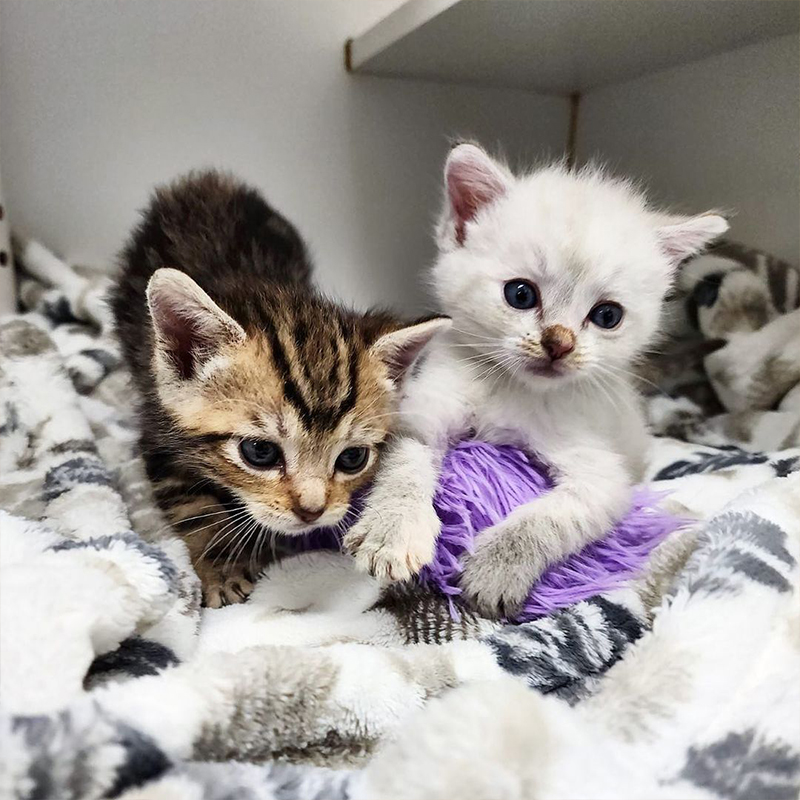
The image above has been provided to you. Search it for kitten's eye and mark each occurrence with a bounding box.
[335,446,370,474]
[503,280,538,310]
[588,302,624,329]
[240,439,282,469]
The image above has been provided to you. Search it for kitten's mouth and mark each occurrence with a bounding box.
[524,359,565,378]
[245,498,352,536]
[256,510,348,536]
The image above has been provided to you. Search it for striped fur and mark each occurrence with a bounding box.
[111,171,447,606]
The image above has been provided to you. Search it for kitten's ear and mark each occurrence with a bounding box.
[656,213,729,266]
[371,317,451,384]
[146,268,246,380]
[443,143,512,246]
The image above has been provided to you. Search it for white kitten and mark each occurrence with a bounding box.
[344,143,728,618]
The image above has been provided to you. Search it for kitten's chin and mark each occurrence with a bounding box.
[251,508,349,536]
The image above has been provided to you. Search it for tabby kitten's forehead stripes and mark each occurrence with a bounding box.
[264,309,364,434]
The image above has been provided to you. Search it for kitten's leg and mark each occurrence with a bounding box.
[343,437,442,581]
[155,483,255,608]
[460,440,632,619]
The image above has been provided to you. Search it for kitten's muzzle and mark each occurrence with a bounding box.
[540,325,575,361]
[291,502,326,524]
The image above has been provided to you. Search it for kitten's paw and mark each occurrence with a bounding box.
[198,562,254,608]
[204,576,254,609]
[459,529,545,620]
[353,532,435,582]
[344,505,440,582]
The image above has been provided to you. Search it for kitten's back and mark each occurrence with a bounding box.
[111,170,312,379]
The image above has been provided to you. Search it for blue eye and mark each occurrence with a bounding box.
[588,302,624,329]
[503,280,538,310]
[240,439,282,469]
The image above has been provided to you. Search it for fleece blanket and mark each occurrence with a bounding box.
[642,240,800,451]
[1,240,799,800]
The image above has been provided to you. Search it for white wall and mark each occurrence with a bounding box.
[0,0,567,312]
[581,34,799,266]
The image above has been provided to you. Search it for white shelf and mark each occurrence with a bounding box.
[347,0,800,95]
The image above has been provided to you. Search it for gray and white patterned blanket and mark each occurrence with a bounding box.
[1,241,799,800]
[642,240,800,452]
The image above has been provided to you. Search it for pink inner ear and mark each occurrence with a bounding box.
[151,296,209,380]
[378,333,427,385]
[658,214,729,265]
[447,152,508,245]
[374,318,450,385]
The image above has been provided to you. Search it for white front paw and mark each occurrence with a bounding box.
[343,503,440,582]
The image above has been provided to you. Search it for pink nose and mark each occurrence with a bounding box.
[541,325,575,361]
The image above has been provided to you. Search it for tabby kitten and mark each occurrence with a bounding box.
[111,171,448,607]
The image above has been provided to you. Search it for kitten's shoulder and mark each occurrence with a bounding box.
[415,331,480,391]
[397,332,481,440]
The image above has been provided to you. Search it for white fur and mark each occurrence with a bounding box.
[346,144,728,617]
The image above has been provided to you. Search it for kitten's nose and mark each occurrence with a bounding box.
[541,325,576,361]
[292,503,325,524]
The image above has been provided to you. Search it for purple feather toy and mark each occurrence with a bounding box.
[416,440,682,622]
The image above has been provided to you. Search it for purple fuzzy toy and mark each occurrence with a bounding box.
[416,440,682,622]
[302,440,682,623]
